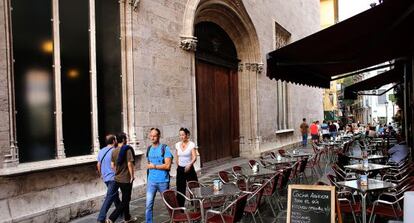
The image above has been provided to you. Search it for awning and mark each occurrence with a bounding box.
[344,66,404,99]
[266,0,414,88]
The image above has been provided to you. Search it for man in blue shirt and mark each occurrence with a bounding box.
[96,134,121,223]
[146,128,173,223]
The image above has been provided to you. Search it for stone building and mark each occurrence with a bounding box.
[0,0,323,221]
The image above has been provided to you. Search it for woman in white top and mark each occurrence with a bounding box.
[175,127,198,207]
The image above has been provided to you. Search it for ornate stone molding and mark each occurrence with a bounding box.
[257,63,264,74]
[129,0,140,11]
[238,63,243,72]
[180,36,198,51]
[245,63,251,71]
[250,63,258,72]
[238,62,264,73]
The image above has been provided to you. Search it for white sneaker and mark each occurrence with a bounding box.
[124,216,138,223]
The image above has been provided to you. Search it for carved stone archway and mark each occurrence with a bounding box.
[181,0,263,156]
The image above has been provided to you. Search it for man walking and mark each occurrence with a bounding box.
[146,128,173,223]
[107,133,137,223]
[97,134,121,223]
[299,118,309,147]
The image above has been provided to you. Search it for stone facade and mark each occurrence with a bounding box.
[0,0,323,221]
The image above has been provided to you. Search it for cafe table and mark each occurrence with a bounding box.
[346,154,386,161]
[337,179,396,223]
[190,184,240,222]
[285,150,312,158]
[261,157,296,167]
[238,163,277,188]
[319,141,343,163]
[239,163,277,177]
[344,163,391,174]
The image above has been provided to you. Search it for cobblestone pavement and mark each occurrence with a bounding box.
[70,145,335,223]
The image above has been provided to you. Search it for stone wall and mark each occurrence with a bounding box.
[0,156,149,222]
[132,0,193,149]
[244,0,324,152]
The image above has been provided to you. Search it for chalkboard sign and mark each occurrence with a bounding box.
[287,184,335,223]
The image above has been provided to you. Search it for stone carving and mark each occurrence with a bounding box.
[245,63,251,71]
[257,63,264,74]
[238,63,243,72]
[180,36,198,51]
[239,63,263,73]
[130,0,140,11]
[275,22,291,50]
[235,0,242,7]
[250,63,258,72]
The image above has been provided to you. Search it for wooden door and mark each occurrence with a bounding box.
[196,60,239,163]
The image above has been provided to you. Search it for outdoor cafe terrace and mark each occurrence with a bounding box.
[72,132,412,223]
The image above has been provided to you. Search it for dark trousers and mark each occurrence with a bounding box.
[97,180,121,221]
[109,182,132,222]
[176,165,198,207]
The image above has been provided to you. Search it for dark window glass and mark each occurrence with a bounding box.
[96,0,122,146]
[60,0,92,156]
[12,0,56,162]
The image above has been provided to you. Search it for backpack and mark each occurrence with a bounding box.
[146,144,170,179]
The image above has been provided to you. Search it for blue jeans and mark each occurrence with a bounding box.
[302,133,308,146]
[146,181,169,223]
[97,180,121,221]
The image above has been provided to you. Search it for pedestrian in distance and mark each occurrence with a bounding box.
[96,134,121,223]
[145,128,173,223]
[321,120,330,141]
[299,118,309,147]
[175,127,198,207]
[310,121,319,143]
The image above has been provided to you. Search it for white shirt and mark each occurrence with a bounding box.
[175,141,195,167]
[334,122,340,131]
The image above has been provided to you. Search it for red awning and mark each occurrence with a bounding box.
[266,0,414,88]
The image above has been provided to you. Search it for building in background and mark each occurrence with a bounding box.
[320,0,391,124]
[320,0,340,121]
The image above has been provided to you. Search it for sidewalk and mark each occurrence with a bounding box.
[70,145,322,223]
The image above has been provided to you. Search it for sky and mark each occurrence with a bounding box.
[338,0,374,21]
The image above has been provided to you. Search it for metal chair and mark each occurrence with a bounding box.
[261,173,282,216]
[270,151,277,159]
[187,181,226,211]
[162,189,202,223]
[243,181,267,223]
[367,186,411,223]
[205,192,249,223]
[248,160,257,168]
[219,171,233,184]
[297,157,309,184]
[337,191,361,223]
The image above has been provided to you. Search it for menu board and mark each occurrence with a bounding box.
[287,184,335,223]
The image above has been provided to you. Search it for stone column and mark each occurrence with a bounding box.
[3,0,18,167]
[52,0,66,159]
[120,0,139,151]
[179,36,199,167]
